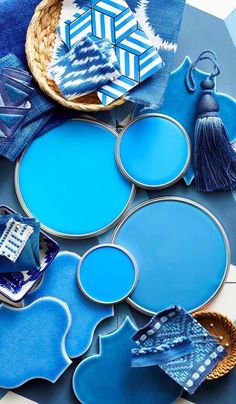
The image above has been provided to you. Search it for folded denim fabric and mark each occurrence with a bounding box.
[48,36,120,100]
[0,213,40,273]
[2,67,33,87]
[0,0,42,63]
[0,73,33,107]
[76,0,185,107]
[0,104,31,140]
[132,306,227,395]
[0,54,55,162]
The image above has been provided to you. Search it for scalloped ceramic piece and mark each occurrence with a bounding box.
[24,252,114,358]
[132,57,236,185]
[0,297,72,389]
[73,317,182,404]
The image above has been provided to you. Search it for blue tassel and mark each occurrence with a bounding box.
[194,78,236,192]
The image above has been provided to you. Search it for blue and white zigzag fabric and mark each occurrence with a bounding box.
[57,0,163,105]
[132,306,227,395]
[48,35,120,100]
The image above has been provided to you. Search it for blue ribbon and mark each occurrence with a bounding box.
[131,336,194,368]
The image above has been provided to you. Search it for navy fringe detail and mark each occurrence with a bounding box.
[194,116,236,192]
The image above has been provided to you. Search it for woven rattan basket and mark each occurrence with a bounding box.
[25,0,125,111]
[193,311,236,380]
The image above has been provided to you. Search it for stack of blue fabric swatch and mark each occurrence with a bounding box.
[0,54,55,162]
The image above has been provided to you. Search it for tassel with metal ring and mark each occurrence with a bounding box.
[186,50,236,192]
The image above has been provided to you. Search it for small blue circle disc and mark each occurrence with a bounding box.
[78,244,138,304]
[116,114,191,189]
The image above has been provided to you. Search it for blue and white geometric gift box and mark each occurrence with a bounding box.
[58,0,163,105]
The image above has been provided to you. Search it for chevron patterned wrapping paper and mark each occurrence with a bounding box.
[58,0,163,105]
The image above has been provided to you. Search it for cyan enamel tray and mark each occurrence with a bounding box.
[15,119,135,239]
[111,197,230,316]
[116,114,191,189]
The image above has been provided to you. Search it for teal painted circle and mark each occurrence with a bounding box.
[112,198,230,315]
[116,115,190,189]
[78,245,138,304]
[15,120,134,238]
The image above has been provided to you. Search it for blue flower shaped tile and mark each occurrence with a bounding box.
[0,297,72,389]
[73,317,182,404]
[24,252,114,358]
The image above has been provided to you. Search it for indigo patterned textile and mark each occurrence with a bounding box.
[0,54,55,161]
[72,0,186,107]
[0,0,41,63]
[132,306,227,395]
[0,213,40,273]
[58,0,163,106]
[48,35,120,100]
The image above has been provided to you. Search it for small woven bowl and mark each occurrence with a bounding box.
[193,311,236,380]
[25,0,125,111]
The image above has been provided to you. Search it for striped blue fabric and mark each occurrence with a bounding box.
[58,0,163,106]
[57,6,91,48]
[97,28,163,105]
[70,9,92,47]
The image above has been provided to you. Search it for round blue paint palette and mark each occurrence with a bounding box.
[116,114,191,189]
[15,120,135,238]
[111,197,230,315]
[77,244,138,304]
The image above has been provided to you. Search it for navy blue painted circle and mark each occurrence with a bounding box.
[112,198,229,315]
[78,244,138,304]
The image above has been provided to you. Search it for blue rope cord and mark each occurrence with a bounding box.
[185,50,220,92]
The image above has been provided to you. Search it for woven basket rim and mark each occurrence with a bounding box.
[193,310,236,380]
[25,0,126,111]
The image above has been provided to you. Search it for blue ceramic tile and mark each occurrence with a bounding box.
[24,252,114,358]
[0,297,71,388]
[73,317,182,403]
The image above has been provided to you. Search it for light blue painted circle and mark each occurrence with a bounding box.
[112,198,229,315]
[117,115,190,189]
[16,120,134,238]
[78,245,138,304]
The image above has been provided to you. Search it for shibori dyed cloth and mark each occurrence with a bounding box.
[131,306,227,395]
[61,0,185,107]
[48,36,120,100]
[57,0,163,106]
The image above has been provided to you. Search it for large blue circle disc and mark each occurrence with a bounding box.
[15,120,134,238]
[112,198,229,315]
